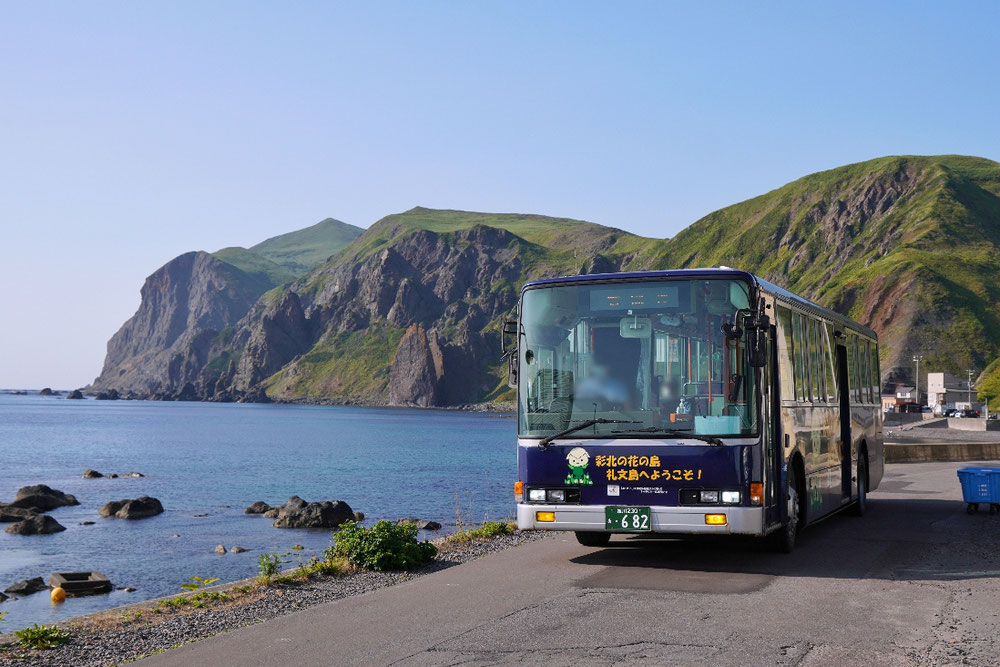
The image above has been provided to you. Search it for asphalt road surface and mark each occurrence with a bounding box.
[142,461,1000,666]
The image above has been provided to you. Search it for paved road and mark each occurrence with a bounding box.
[143,461,1000,666]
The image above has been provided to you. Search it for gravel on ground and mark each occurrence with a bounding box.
[0,530,549,666]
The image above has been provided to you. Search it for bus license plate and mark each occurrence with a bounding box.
[605,506,651,531]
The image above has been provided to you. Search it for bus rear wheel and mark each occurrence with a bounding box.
[849,457,868,517]
[771,471,801,553]
[575,531,611,547]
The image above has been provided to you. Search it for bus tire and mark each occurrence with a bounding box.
[575,531,611,547]
[849,455,868,517]
[772,470,801,553]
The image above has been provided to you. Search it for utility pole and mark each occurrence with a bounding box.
[912,355,923,406]
[967,368,975,411]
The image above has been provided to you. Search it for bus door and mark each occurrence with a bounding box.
[765,325,783,527]
[835,343,852,499]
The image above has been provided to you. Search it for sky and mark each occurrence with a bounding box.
[2,1,1000,389]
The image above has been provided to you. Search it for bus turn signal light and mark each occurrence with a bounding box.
[750,483,763,506]
[705,514,727,525]
[536,511,556,522]
[514,481,524,502]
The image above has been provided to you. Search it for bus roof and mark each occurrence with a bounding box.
[521,268,877,340]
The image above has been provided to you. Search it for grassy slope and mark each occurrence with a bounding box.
[212,247,297,287]
[632,155,1000,378]
[251,218,364,275]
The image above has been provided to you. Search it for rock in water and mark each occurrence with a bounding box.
[0,506,37,523]
[245,501,272,514]
[83,469,104,478]
[272,498,355,529]
[79,521,95,526]
[5,515,67,535]
[8,485,80,511]
[4,577,48,596]
[95,389,120,400]
[98,497,164,520]
[66,389,84,399]
[396,517,442,531]
[230,546,248,553]
[353,511,365,522]
[263,508,279,518]
[214,544,227,554]
[0,591,7,602]
[39,388,54,396]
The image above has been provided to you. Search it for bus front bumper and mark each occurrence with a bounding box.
[517,503,764,536]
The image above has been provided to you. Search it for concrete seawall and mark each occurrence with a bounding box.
[885,441,1000,463]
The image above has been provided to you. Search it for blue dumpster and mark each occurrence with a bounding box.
[957,467,1000,514]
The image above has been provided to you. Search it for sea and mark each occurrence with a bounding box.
[0,393,516,630]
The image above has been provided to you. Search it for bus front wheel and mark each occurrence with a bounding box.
[575,531,611,547]
[772,472,801,553]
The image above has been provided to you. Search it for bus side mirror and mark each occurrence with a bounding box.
[744,315,770,368]
[506,348,518,388]
[501,319,518,352]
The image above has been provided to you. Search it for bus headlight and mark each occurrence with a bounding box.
[721,491,741,504]
[699,490,720,503]
[528,489,546,502]
[548,489,566,502]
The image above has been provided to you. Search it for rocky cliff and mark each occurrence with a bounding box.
[95,155,1000,405]
[91,251,273,398]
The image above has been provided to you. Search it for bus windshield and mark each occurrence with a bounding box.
[518,278,759,439]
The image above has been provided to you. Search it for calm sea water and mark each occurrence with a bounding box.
[0,394,516,630]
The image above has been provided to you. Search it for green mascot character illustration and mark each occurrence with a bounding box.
[565,447,594,486]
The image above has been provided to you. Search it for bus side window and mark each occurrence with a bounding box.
[805,317,822,402]
[871,341,881,399]
[793,313,808,402]
[823,322,837,402]
[776,306,796,402]
[851,336,862,404]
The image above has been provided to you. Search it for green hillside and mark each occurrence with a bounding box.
[331,207,649,266]
[636,155,1000,381]
[251,218,364,275]
[212,246,297,287]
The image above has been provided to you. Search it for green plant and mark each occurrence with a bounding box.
[0,610,6,622]
[180,576,219,592]
[445,520,515,545]
[258,552,282,579]
[331,520,437,571]
[13,624,72,650]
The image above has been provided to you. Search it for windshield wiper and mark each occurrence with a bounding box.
[537,418,640,449]
[608,427,724,447]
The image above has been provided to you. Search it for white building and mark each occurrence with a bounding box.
[927,372,979,413]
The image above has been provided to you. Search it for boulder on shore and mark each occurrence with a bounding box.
[271,496,355,529]
[95,389,120,400]
[0,506,37,523]
[8,485,80,512]
[99,496,164,520]
[83,469,104,479]
[5,515,66,535]
[4,577,48,596]
[244,501,272,514]
[66,389,84,399]
[396,517,442,531]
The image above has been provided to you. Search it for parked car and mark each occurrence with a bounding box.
[959,409,980,418]
[921,406,933,413]
[946,409,959,417]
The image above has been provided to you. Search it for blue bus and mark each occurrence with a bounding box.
[508,268,883,551]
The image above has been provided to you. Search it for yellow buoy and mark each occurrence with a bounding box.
[51,587,66,603]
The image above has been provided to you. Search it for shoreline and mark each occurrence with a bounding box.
[0,529,549,665]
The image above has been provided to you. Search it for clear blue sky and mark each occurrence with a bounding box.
[3,1,1000,388]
